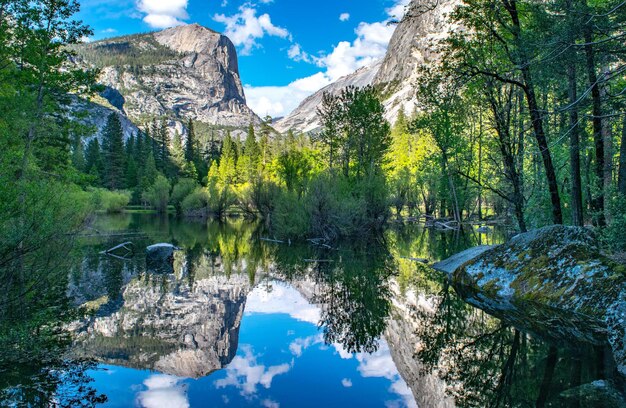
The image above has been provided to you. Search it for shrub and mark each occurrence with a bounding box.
[272,191,310,239]
[207,183,237,219]
[142,175,170,213]
[88,188,130,213]
[272,172,390,241]
[603,194,626,252]
[182,188,209,217]
[171,178,199,215]
[242,180,282,220]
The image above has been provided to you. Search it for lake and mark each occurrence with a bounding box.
[2,214,624,407]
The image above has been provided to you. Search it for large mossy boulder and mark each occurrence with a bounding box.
[451,226,626,372]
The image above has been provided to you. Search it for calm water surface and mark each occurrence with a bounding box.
[8,214,626,407]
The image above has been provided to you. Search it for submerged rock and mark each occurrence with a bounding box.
[146,243,178,263]
[447,226,626,372]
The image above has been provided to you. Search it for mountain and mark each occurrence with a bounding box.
[274,61,382,134]
[275,0,460,134]
[73,23,259,138]
[374,0,460,121]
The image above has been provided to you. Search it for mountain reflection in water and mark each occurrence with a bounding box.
[4,213,624,407]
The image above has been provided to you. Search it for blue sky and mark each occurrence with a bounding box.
[77,0,410,117]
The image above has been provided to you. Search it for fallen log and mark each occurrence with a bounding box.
[399,256,429,263]
[261,237,286,244]
[100,241,134,256]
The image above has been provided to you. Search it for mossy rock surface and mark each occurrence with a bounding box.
[454,226,623,318]
[451,226,626,373]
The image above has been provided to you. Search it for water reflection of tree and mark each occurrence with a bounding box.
[308,245,393,354]
[413,281,617,407]
[0,360,107,407]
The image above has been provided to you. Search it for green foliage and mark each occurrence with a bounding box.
[72,33,181,68]
[89,188,131,213]
[102,113,126,189]
[317,86,391,179]
[142,175,170,213]
[603,195,626,252]
[181,188,210,217]
[171,178,199,215]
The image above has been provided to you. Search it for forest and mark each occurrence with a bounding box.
[0,0,626,394]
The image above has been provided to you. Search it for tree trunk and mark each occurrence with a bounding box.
[568,62,584,226]
[442,151,461,223]
[618,115,626,196]
[583,14,606,226]
[504,1,563,224]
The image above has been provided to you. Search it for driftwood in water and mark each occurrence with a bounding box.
[100,241,134,258]
[261,237,287,244]
[434,220,460,231]
[307,238,333,249]
[400,256,429,263]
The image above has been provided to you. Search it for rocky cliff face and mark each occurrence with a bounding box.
[276,0,460,133]
[72,273,252,378]
[274,61,382,134]
[373,0,460,120]
[74,23,259,135]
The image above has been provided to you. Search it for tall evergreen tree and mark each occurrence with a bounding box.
[242,124,260,182]
[85,138,103,185]
[218,132,238,185]
[103,113,125,190]
[185,119,197,163]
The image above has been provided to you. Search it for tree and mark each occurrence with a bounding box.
[218,132,238,186]
[241,124,260,183]
[446,0,563,224]
[143,175,170,213]
[318,86,391,180]
[102,113,125,190]
[185,119,197,163]
[411,73,466,223]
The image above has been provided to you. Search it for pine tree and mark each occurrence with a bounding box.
[171,130,185,176]
[125,133,138,189]
[218,132,238,186]
[103,113,126,190]
[241,124,260,182]
[85,138,103,185]
[185,119,197,163]
[71,136,86,173]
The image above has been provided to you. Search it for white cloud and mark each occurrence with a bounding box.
[245,280,323,323]
[289,333,324,357]
[137,0,188,29]
[137,375,189,408]
[261,400,279,408]
[246,0,408,119]
[386,0,411,21]
[341,378,353,387]
[214,6,290,56]
[339,13,350,22]
[214,345,291,396]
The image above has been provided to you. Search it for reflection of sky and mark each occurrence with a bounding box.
[83,281,417,407]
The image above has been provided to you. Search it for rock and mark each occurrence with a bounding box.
[274,61,382,134]
[72,271,251,378]
[559,380,626,408]
[432,245,494,274]
[449,225,626,371]
[146,243,178,264]
[373,0,461,123]
[72,23,260,133]
[275,0,461,134]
